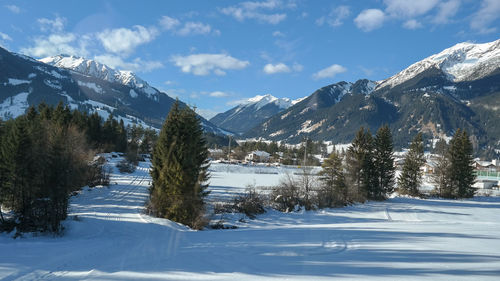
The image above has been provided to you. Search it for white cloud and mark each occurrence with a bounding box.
[171,53,249,76]
[97,25,158,56]
[0,32,12,48]
[403,19,423,29]
[433,0,460,24]
[316,5,351,27]
[93,54,163,72]
[263,63,291,74]
[384,0,439,18]
[0,32,12,41]
[38,16,66,33]
[164,80,176,85]
[178,22,215,36]
[20,33,89,58]
[159,16,219,36]
[354,9,386,32]
[209,91,229,97]
[312,64,346,80]
[220,0,289,24]
[470,0,500,34]
[5,4,20,13]
[159,16,180,30]
[272,30,285,37]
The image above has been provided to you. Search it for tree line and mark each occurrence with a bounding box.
[272,125,477,212]
[0,102,158,233]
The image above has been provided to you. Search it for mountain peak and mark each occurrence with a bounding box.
[377,39,500,89]
[240,94,293,110]
[247,94,279,104]
[39,55,158,99]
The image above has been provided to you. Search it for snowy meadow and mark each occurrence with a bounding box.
[1,157,500,280]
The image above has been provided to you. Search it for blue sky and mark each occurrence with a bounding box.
[1,0,499,118]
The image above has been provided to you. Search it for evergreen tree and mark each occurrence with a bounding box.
[374,125,395,198]
[398,133,425,196]
[431,138,452,197]
[448,129,476,198]
[87,112,102,148]
[115,119,128,153]
[139,128,157,154]
[0,118,36,224]
[149,101,210,229]
[318,149,347,207]
[345,127,375,202]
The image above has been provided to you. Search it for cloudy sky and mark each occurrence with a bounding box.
[1,0,499,118]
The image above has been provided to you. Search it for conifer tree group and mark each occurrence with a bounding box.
[0,102,155,233]
[0,104,98,232]
[319,125,395,206]
[433,129,476,198]
[149,101,210,229]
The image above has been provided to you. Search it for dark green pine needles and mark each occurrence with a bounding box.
[149,101,210,229]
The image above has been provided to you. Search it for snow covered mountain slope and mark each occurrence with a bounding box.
[244,79,380,142]
[210,94,303,134]
[0,47,226,134]
[378,39,500,89]
[40,55,159,100]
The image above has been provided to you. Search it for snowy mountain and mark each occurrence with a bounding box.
[40,55,159,100]
[244,79,380,142]
[210,94,303,134]
[377,39,500,90]
[0,47,225,134]
[245,39,499,153]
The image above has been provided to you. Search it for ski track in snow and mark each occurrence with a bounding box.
[2,158,500,280]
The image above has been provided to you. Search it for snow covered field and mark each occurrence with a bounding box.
[1,158,500,280]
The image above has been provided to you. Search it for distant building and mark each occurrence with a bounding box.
[245,150,270,162]
[208,148,225,160]
[422,161,436,174]
[474,160,499,172]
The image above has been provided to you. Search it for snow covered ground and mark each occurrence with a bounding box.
[1,158,500,280]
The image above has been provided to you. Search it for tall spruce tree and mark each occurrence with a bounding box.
[398,133,425,196]
[319,149,348,207]
[374,125,395,199]
[431,138,452,198]
[448,129,476,198]
[345,127,375,202]
[149,101,210,229]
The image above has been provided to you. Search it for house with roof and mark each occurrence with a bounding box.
[245,150,270,163]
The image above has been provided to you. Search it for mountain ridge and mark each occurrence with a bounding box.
[209,94,303,134]
[243,40,500,154]
[0,47,225,134]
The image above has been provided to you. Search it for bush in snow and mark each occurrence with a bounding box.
[233,188,266,219]
[117,159,136,173]
[271,173,311,212]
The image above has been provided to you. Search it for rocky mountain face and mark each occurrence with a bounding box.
[0,48,224,134]
[244,39,500,153]
[209,94,302,134]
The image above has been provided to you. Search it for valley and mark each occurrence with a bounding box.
[2,156,500,280]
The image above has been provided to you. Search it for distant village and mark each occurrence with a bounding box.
[208,140,500,191]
